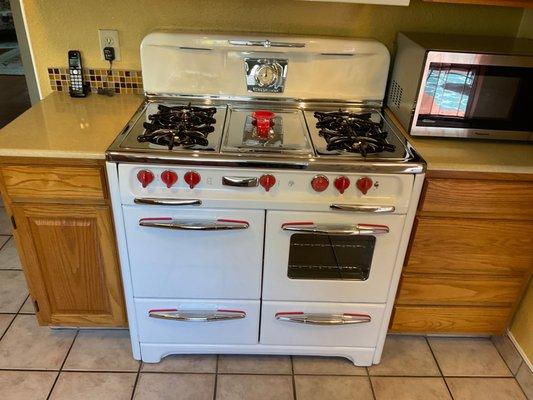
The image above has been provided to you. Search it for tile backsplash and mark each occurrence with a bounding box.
[47,67,143,94]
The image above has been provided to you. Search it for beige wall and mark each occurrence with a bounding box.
[22,0,525,97]
[511,280,533,362]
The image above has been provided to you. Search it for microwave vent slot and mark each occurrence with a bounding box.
[388,80,403,110]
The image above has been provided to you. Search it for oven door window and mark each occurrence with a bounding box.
[287,233,375,281]
[417,62,533,132]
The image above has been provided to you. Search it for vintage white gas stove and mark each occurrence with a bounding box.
[106,32,425,366]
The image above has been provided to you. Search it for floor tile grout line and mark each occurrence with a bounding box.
[426,336,455,400]
[0,293,29,342]
[291,356,297,400]
[213,355,219,400]
[366,364,377,400]
[129,361,142,400]
[45,329,79,400]
[491,337,520,378]
[0,234,13,253]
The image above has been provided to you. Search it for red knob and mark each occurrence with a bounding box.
[334,176,350,194]
[137,170,154,188]
[311,175,329,192]
[161,170,178,188]
[184,171,201,189]
[356,177,373,195]
[259,174,276,192]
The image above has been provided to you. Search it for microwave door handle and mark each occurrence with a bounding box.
[330,204,395,213]
[281,222,389,235]
[275,312,371,325]
[139,218,250,230]
[149,309,246,322]
[134,198,202,206]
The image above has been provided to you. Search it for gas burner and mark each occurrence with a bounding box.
[138,104,217,150]
[314,111,396,157]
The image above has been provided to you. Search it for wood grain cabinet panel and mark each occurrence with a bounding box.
[423,0,533,8]
[1,165,106,203]
[11,204,126,326]
[396,274,524,307]
[390,305,511,335]
[420,179,533,217]
[405,216,533,277]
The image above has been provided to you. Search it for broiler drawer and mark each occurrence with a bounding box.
[260,301,386,348]
[135,298,260,344]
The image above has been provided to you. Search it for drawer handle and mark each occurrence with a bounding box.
[275,312,371,325]
[281,221,389,235]
[222,176,258,187]
[148,308,246,322]
[330,204,395,213]
[139,218,250,231]
[134,198,202,206]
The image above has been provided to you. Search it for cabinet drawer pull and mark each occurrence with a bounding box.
[148,309,246,322]
[275,312,371,325]
[134,198,202,206]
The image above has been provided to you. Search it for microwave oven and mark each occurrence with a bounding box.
[387,32,533,141]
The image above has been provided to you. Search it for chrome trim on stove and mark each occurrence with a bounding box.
[275,312,371,325]
[134,198,202,206]
[330,204,396,213]
[139,219,249,231]
[281,223,390,236]
[222,176,259,187]
[149,309,246,322]
[229,39,305,48]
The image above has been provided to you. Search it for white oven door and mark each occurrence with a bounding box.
[263,211,405,303]
[123,207,264,299]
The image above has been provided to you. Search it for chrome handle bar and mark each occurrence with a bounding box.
[275,312,371,325]
[139,218,250,231]
[281,222,389,236]
[134,198,202,206]
[149,309,246,322]
[222,176,258,187]
[330,204,395,213]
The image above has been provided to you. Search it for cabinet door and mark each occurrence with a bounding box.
[12,204,126,326]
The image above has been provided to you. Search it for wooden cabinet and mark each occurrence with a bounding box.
[391,173,533,335]
[0,159,126,327]
[423,0,533,8]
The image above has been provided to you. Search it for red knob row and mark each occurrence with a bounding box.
[311,175,373,195]
[137,170,201,189]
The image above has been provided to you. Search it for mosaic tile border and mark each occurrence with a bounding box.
[47,67,143,94]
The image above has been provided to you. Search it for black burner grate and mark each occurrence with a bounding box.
[138,104,217,150]
[314,111,395,157]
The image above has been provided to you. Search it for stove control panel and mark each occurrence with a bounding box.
[121,165,413,213]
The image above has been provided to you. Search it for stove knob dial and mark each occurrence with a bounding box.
[356,177,373,195]
[161,170,178,188]
[184,171,201,189]
[334,176,350,194]
[137,170,154,188]
[311,175,329,192]
[259,174,276,192]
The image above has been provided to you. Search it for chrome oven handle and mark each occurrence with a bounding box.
[281,222,389,235]
[330,204,395,213]
[149,309,246,322]
[134,198,202,206]
[222,176,258,187]
[275,312,371,325]
[228,39,305,48]
[139,218,250,231]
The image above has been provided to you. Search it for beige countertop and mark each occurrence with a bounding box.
[385,109,533,176]
[0,92,143,160]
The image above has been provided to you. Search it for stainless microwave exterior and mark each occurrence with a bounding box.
[387,32,533,141]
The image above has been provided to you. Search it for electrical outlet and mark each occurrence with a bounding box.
[98,29,121,61]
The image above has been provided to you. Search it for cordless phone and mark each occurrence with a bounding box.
[68,50,88,97]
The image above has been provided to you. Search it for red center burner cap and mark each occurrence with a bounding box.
[252,110,275,139]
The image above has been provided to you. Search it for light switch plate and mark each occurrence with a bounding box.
[98,29,121,61]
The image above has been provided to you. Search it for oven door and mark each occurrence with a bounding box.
[263,211,405,303]
[123,207,264,299]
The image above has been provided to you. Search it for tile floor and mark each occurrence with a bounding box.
[0,205,531,399]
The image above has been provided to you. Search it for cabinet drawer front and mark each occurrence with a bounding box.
[396,275,524,306]
[135,298,260,344]
[390,305,510,335]
[420,178,533,217]
[260,301,385,348]
[405,216,533,276]
[2,165,106,202]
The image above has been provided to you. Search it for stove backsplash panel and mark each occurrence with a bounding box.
[47,67,143,94]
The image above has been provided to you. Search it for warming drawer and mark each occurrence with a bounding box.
[260,301,386,348]
[135,298,260,344]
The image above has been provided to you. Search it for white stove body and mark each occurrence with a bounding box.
[106,32,425,366]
